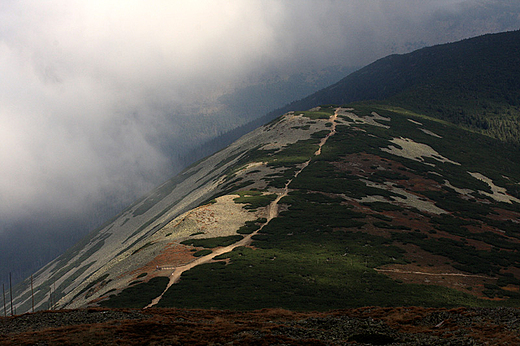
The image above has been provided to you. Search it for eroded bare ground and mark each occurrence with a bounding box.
[1,306,520,345]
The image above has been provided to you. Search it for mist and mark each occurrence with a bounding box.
[1,0,520,285]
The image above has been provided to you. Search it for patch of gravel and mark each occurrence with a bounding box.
[2,307,520,345]
[272,314,480,345]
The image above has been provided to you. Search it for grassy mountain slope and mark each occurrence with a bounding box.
[95,105,520,311]
[11,108,335,313]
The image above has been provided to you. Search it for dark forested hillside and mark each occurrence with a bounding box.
[274,30,520,143]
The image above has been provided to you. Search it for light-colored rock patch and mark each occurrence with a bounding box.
[242,161,265,171]
[260,112,330,151]
[64,195,261,309]
[468,172,520,204]
[371,112,390,121]
[357,180,447,215]
[336,108,390,128]
[233,161,267,179]
[444,180,474,196]
[159,195,260,240]
[381,137,460,166]
[408,119,423,125]
[230,161,281,191]
[420,128,443,138]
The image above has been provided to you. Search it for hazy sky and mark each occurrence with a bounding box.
[1,0,519,283]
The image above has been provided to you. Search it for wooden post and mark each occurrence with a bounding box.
[9,272,13,316]
[2,283,6,317]
[31,275,34,313]
[49,286,53,311]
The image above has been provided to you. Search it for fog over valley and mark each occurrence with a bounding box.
[1,0,520,286]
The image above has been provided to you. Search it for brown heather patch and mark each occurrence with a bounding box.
[350,207,431,239]
[388,210,432,231]
[465,223,489,234]
[489,207,520,222]
[355,219,395,238]
[334,153,445,194]
[341,306,453,331]
[426,227,466,244]
[397,243,452,269]
[377,264,497,298]
[130,243,196,280]
[502,285,520,292]
[2,307,520,345]
[463,236,494,251]
[334,153,402,174]
[406,176,445,192]
[377,243,498,297]
[342,306,519,345]
[503,266,520,279]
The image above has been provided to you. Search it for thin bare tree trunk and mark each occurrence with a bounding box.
[2,283,6,317]
[31,275,34,313]
[9,273,13,316]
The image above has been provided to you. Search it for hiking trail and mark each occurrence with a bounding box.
[145,109,339,308]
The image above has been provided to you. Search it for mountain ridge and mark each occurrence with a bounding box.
[11,103,520,313]
[9,29,520,314]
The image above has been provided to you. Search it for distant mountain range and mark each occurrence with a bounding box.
[10,29,520,314]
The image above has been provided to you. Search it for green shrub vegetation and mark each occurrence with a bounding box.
[123,100,520,310]
[234,191,277,209]
[181,235,244,248]
[193,249,213,257]
[296,108,335,120]
[236,218,266,235]
[100,277,169,309]
[189,231,205,236]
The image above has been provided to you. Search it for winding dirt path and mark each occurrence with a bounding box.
[314,110,337,156]
[145,109,340,308]
[375,268,492,279]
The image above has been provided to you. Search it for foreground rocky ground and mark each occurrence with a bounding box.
[1,307,520,345]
